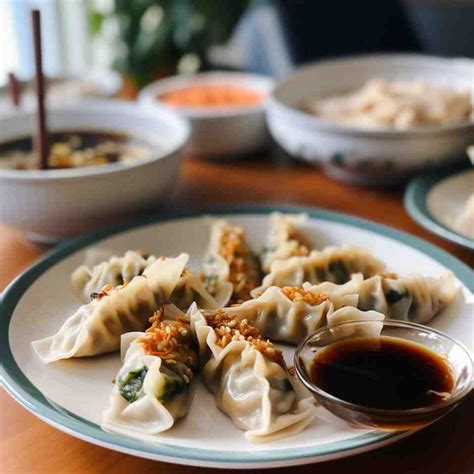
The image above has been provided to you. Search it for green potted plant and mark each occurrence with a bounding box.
[90,0,252,90]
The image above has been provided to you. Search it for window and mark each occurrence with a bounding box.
[0,0,92,84]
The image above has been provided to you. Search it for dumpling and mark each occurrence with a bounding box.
[261,212,310,273]
[32,254,189,363]
[81,247,116,266]
[102,307,198,440]
[324,305,385,338]
[201,252,234,307]
[304,271,458,324]
[203,219,261,305]
[224,286,384,344]
[190,305,317,442]
[170,267,220,310]
[225,286,358,344]
[72,250,158,303]
[252,245,385,297]
[73,249,219,311]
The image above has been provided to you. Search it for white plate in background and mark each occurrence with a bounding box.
[405,167,474,250]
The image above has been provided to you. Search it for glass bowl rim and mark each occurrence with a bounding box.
[294,318,474,417]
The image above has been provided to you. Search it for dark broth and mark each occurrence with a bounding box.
[309,336,455,410]
[0,130,153,170]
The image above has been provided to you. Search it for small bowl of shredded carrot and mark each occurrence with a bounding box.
[159,84,264,109]
[139,71,274,159]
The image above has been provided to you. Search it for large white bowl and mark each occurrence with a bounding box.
[0,100,190,242]
[139,72,274,158]
[266,54,474,185]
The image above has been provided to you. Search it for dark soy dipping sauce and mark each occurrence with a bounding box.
[310,336,455,410]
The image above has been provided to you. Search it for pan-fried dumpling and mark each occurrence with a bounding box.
[261,212,310,273]
[225,286,383,344]
[32,254,189,363]
[72,250,158,303]
[203,219,261,305]
[102,307,198,440]
[189,305,317,442]
[304,271,458,324]
[252,246,385,297]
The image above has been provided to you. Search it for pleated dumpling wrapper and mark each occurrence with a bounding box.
[102,306,198,441]
[260,212,311,273]
[252,245,385,297]
[169,267,220,311]
[303,271,459,325]
[202,219,262,306]
[71,250,158,303]
[32,254,189,363]
[72,250,219,311]
[224,286,384,345]
[189,305,317,442]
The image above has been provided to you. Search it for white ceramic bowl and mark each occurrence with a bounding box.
[266,54,474,185]
[0,100,190,242]
[138,72,274,158]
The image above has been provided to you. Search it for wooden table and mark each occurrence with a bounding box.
[1,153,473,474]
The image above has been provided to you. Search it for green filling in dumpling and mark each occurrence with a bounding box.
[119,366,148,403]
[385,288,409,305]
[270,378,295,394]
[328,260,349,284]
[156,371,186,403]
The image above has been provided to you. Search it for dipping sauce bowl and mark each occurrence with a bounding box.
[294,319,473,431]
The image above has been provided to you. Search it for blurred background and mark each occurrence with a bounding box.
[0,3,472,265]
[1,0,473,92]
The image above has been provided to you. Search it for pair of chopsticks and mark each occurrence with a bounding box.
[7,10,48,170]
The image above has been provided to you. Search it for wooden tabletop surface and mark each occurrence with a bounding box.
[1,152,473,474]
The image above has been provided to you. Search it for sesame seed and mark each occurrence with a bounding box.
[281,286,329,306]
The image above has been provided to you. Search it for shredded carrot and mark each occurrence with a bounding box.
[137,309,197,370]
[202,310,285,366]
[159,84,263,108]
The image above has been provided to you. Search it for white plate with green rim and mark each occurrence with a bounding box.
[1,205,473,469]
[405,166,474,251]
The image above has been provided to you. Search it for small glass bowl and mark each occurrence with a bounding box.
[294,319,473,431]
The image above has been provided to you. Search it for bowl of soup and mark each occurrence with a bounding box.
[266,54,474,185]
[139,71,274,158]
[0,99,190,241]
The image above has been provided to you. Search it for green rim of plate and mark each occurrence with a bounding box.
[405,167,474,251]
[1,204,473,465]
